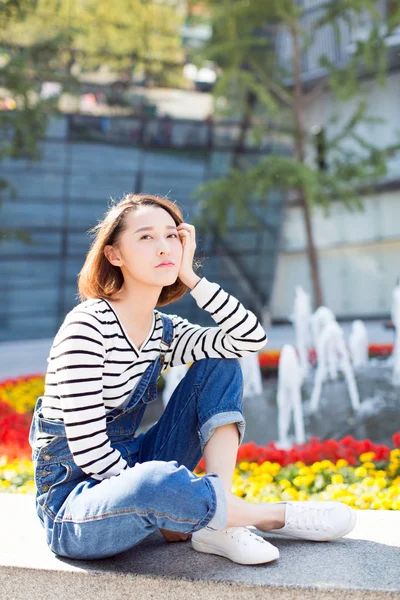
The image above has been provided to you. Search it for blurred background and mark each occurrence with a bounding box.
[1,0,400,460]
[1,0,400,343]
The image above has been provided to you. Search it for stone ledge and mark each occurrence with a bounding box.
[0,494,399,600]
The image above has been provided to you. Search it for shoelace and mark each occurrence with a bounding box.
[286,505,333,532]
[221,527,266,543]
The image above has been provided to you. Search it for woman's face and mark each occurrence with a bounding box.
[107,205,183,287]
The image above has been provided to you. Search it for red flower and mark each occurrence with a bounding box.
[194,433,399,472]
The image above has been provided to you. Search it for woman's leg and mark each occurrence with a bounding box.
[47,458,226,560]
[137,357,285,532]
[203,422,285,530]
[140,357,355,543]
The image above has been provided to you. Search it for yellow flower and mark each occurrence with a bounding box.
[363,477,376,487]
[0,375,45,413]
[371,499,392,510]
[251,473,273,485]
[376,478,388,489]
[311,462,322,473]
[293,475,314,488]
[320,460,334,470]
[239,461,250,471]
[360,452,376,463]
[278,479,292,490]
[355,466,368,478]
[375,470,387,478]
[348,483,360,493]
[331,474,344,485]
[336,459,348,469]
[283,488,299,500]
[299,466,312,476]
[361,494,375,503]
[261,462,281,477]
[362,462,376,470]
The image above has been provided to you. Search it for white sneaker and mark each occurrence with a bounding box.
[268,501,357,542]
[191,526,280,565]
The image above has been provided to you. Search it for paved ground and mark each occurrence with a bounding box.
[1,494,399,600]
[1,322,399,598]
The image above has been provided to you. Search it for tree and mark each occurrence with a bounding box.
[192,0,400,308]
[0,0,74,243]
[0,0,185,241]
[2,0,186,87]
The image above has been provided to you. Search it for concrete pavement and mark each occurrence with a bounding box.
[0,494,399,600]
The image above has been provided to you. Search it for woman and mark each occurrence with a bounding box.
[29,193,356,566]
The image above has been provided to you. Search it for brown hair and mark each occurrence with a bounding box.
[78,193,200,306]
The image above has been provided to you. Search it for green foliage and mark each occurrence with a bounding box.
[0,0,38,27]
[0,5,75,228]
[0,0,185,241]
[194,154,319,232]
[195,128,400,232]
[2,0,185,84]
[195,0,400,232]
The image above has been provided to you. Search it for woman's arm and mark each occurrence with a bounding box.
[163,277,267,369]
[49,312,129,480]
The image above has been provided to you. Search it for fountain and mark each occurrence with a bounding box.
[310,321,360,412]
[310,306,336,361]
[240,285,399,449]
[391,284,400,385]
[157,287,398,450]
[239,353,263,398]
[349,320,369,368]
[276,344,306,448]
[292,285,312,377]
[162,353,263,411]
[162,364,188,407]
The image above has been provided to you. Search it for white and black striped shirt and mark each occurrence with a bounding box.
[36,277,267,480]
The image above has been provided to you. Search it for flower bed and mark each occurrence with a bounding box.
[2,436,399,508]
[195,433,400,510]
[1,369,399,508]
[258,343,394,372]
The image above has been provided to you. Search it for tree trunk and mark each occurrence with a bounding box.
[290,19,324,308]
[232,89,256,169]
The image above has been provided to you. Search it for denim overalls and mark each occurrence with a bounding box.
[29,313,246,560]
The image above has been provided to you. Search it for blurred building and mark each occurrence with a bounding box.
[271,0,400,320]
[2,1,399,344]
[0,111,285,342]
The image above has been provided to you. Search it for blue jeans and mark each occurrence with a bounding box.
[29,315,245,560]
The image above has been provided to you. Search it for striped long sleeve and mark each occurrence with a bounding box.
[164,277,267,369]
[37,279,267,479]
[49,313,128,480]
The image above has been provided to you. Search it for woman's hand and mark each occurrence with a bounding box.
[176,222,201,289]
[159,528,192,543]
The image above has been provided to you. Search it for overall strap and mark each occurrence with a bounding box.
[159,313,174,366]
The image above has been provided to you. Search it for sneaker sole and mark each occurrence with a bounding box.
[191,539,280,565]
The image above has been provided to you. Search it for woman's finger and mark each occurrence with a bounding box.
[177,223,195,232]
[178,230,194,245]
